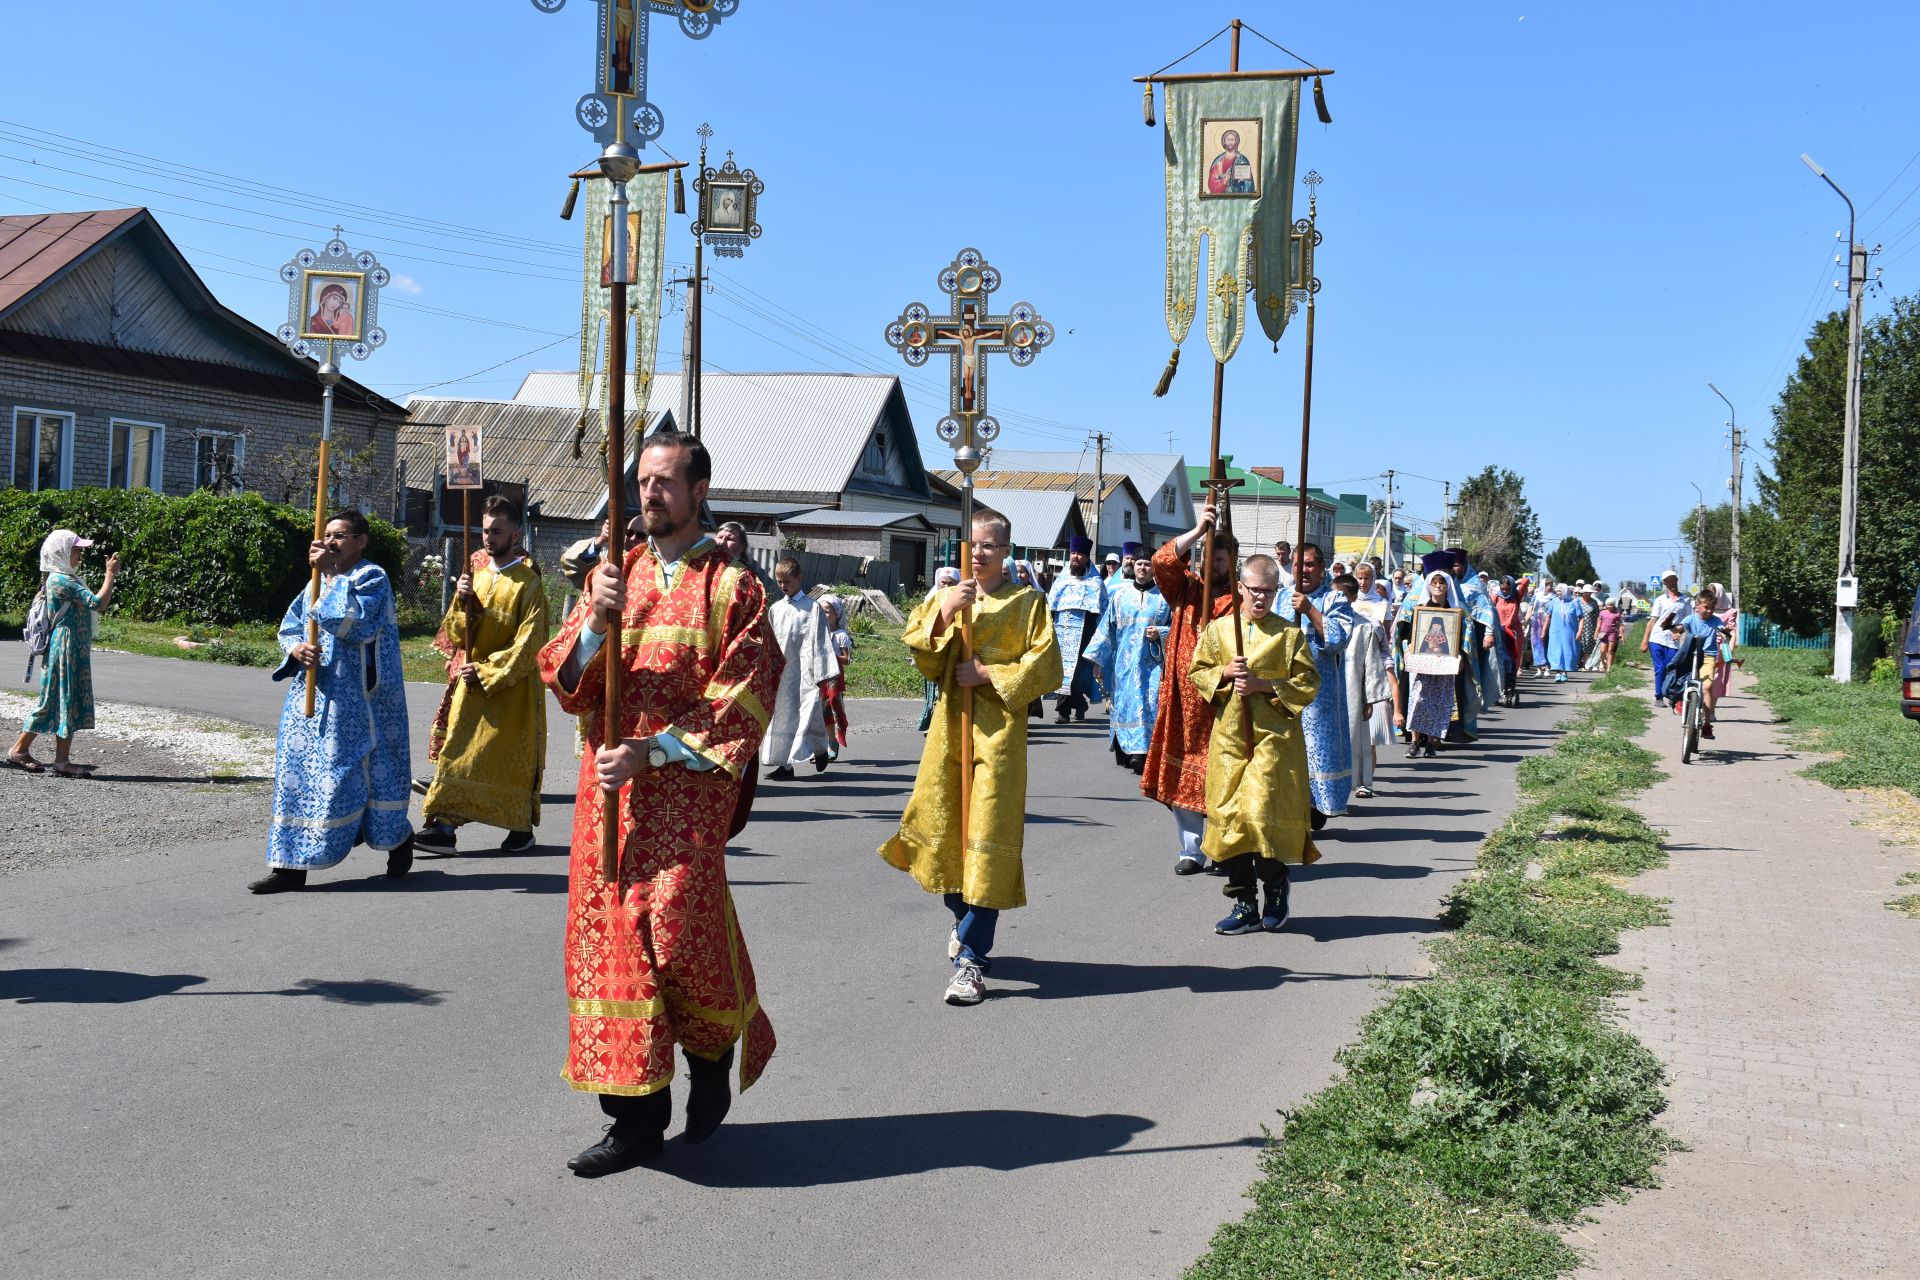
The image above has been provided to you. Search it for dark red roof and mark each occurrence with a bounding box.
[0,208,144,315]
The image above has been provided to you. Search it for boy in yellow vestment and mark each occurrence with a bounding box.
[880,508,1061,1006]
[1191,554,1323,935]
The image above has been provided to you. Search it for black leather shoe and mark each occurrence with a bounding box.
[386,836,414,880]
[684,1046,735,1144]
[567,1123,664,1177]
[248,868,306,895]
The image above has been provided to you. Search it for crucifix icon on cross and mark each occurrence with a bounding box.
[532,0,739,146]
[885,247,1054,452]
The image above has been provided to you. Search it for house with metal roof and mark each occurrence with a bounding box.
[930,468,1147,556]
[0,208,397,504]
[1183,457,1339,553]
[970,487,1088,563]
[977,448,1195,548]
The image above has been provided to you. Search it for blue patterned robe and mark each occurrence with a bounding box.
[1083,581,1171,756]
[1277,582,1353,816]
[22,571,98,739]
[268,561,413,870]
[1047,567,1108,699]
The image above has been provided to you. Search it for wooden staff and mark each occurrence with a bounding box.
[956,462,976,859]
[304,357,341,718]
[461,488,471,583]
[600,166,635,885]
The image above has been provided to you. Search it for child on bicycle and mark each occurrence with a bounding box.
[1665,595,1730,739]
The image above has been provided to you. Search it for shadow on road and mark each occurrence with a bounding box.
[0,969,443,1006]
[1332,826,1483,846]
[649,1108,1264,1187]
[981,955,1375,1000]
[1286,914,1453,944]
[310,869,567,894]
[1293,860,1433,881]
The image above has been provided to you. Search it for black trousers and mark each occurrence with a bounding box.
[1220,853,1289,902]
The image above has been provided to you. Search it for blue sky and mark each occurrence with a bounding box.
[5,1,1916,586]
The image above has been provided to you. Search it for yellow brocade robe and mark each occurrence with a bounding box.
[880,582,1061,910]
[1192,612,1323,866]
[423,559,551,831]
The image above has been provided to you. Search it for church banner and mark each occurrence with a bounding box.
[1162,76,1301,363]
[577,168,671,439]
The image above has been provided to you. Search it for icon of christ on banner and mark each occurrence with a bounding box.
[1202,118,1261,197]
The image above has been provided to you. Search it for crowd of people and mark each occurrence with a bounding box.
[5,431,1746,1178]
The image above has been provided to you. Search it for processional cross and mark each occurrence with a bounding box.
[885,248,1054,851]
[531,0,739,146]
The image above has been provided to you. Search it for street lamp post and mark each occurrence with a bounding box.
[1688,480,1706,589]
[1802,153,1865,681]
[1708,381,1741,612]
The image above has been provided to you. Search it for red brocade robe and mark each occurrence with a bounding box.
[536,539,782,1098]
[1139,539,1238,813]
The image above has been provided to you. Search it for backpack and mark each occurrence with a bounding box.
[21,587,66,684]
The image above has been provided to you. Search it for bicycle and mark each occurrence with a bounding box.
[1678,649,1705,764]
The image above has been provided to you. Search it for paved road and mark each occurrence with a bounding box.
[0,645,1579,1279]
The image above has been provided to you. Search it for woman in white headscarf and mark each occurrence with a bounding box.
[1403,570,1461,758]
[9,529,121,776]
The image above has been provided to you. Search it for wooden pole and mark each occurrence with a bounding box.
[461,489,471,581]
[600,197,631,885]
[303,358,339,718]
[1294,271,1317,585]
[691,236,704,439]
[957,491,974,861]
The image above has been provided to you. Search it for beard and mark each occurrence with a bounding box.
[641,503,681,537]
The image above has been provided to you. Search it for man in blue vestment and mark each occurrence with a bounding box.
[1275,542,1353,825]
[1084,551,1171,771]
[250,511,414,894]
[1048,534,1108,723]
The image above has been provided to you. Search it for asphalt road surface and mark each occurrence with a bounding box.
[0,644,1577,1279]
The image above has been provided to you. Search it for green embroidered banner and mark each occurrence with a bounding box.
[1162,77,1301,363]
[578,169,671,438]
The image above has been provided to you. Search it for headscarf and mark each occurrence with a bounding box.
[1422,569,1463,609]
[925,565,961,603]
[38,529,89,576]
[1556,582,1572,600]
[1498,575,1515,600]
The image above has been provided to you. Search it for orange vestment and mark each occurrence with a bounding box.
[1138,539,1237,813]
[537,540,782,1097]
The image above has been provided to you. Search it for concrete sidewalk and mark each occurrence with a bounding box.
[1574,669,1920,1277]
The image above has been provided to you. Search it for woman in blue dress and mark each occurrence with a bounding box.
[1545,583,1584,683]
[9,529,120,777]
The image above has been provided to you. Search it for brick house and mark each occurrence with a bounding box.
[0,208,397,503]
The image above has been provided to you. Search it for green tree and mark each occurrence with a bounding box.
[1545,535,1598,584]
[1452,465,1544,578]
[1750,296,1920,634]
[1679,501,1733,588]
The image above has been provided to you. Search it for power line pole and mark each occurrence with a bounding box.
[1089,430,1110,554]
[1708,382,1741,609]
[1384,468,1396,572]
[1440,480,1451,546]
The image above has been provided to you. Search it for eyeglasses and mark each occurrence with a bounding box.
[1242,584,1278,596]
[973,541,1009,550]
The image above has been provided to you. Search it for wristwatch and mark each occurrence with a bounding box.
[647,738,670,769]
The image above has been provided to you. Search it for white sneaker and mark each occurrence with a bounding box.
[944,961,985,1006]
[948,928,961,960]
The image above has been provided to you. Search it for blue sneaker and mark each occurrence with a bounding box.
[1262,880,1291,932]
[1215,900,1261,935]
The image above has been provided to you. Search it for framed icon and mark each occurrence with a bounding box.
[300,270,365,342]
[1407,605,1463,676]
[445,424,484,491]
[1200,117,1261,198]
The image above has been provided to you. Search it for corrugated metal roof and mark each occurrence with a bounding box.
[972,487,1083,550]
[933,468,1144,543]
[398,397,660,523]
[0,208,142,316]
[984,447,1192,532]
[780,509,931,530]
[514,369,906,500]
[711,498,825,519]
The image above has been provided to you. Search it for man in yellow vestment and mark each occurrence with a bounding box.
[417,496,551,855]
[1191,553,1322,936]
[880,507,1061,1006]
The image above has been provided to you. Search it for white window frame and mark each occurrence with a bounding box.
[107,417,167,491]
[8,407,75,491]
[194,428,247,491]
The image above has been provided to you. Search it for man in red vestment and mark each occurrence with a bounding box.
[1140,504,1239,876]
[538,428,782,1177]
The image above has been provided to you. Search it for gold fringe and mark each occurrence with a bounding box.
[673,168,687,215]
[559,178,580,221]
[1142,83,1156,127]
[1313,76,1332,124]
[1152,347,1180,397]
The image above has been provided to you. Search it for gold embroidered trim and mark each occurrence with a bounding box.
[568,996,667,1019]
[561,1067,673,1097]
[621,624,708,650]
[666,989,759,1028]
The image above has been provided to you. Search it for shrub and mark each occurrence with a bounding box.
[0,488,406,626]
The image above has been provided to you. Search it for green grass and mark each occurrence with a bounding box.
[1742,648,1920,798]
[1189,663,1674,1279]
[11,613,454,683]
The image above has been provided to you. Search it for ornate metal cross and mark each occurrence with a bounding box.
[885,247,1054,459]
[531,0,739,148]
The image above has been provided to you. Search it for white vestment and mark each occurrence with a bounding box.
[1343,611,1393,791]
[761,592,841,768]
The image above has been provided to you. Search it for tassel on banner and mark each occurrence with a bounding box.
[1313,76,1332,124]
[1151,347,1180,397]
[673,168,687,215]
[560,179,580,221]
[1142,82,1156,127]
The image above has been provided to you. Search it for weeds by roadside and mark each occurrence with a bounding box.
[1742,648,1920,800]
[1188,670,1673,1280]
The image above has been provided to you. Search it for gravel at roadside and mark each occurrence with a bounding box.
[0,690,275,876]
